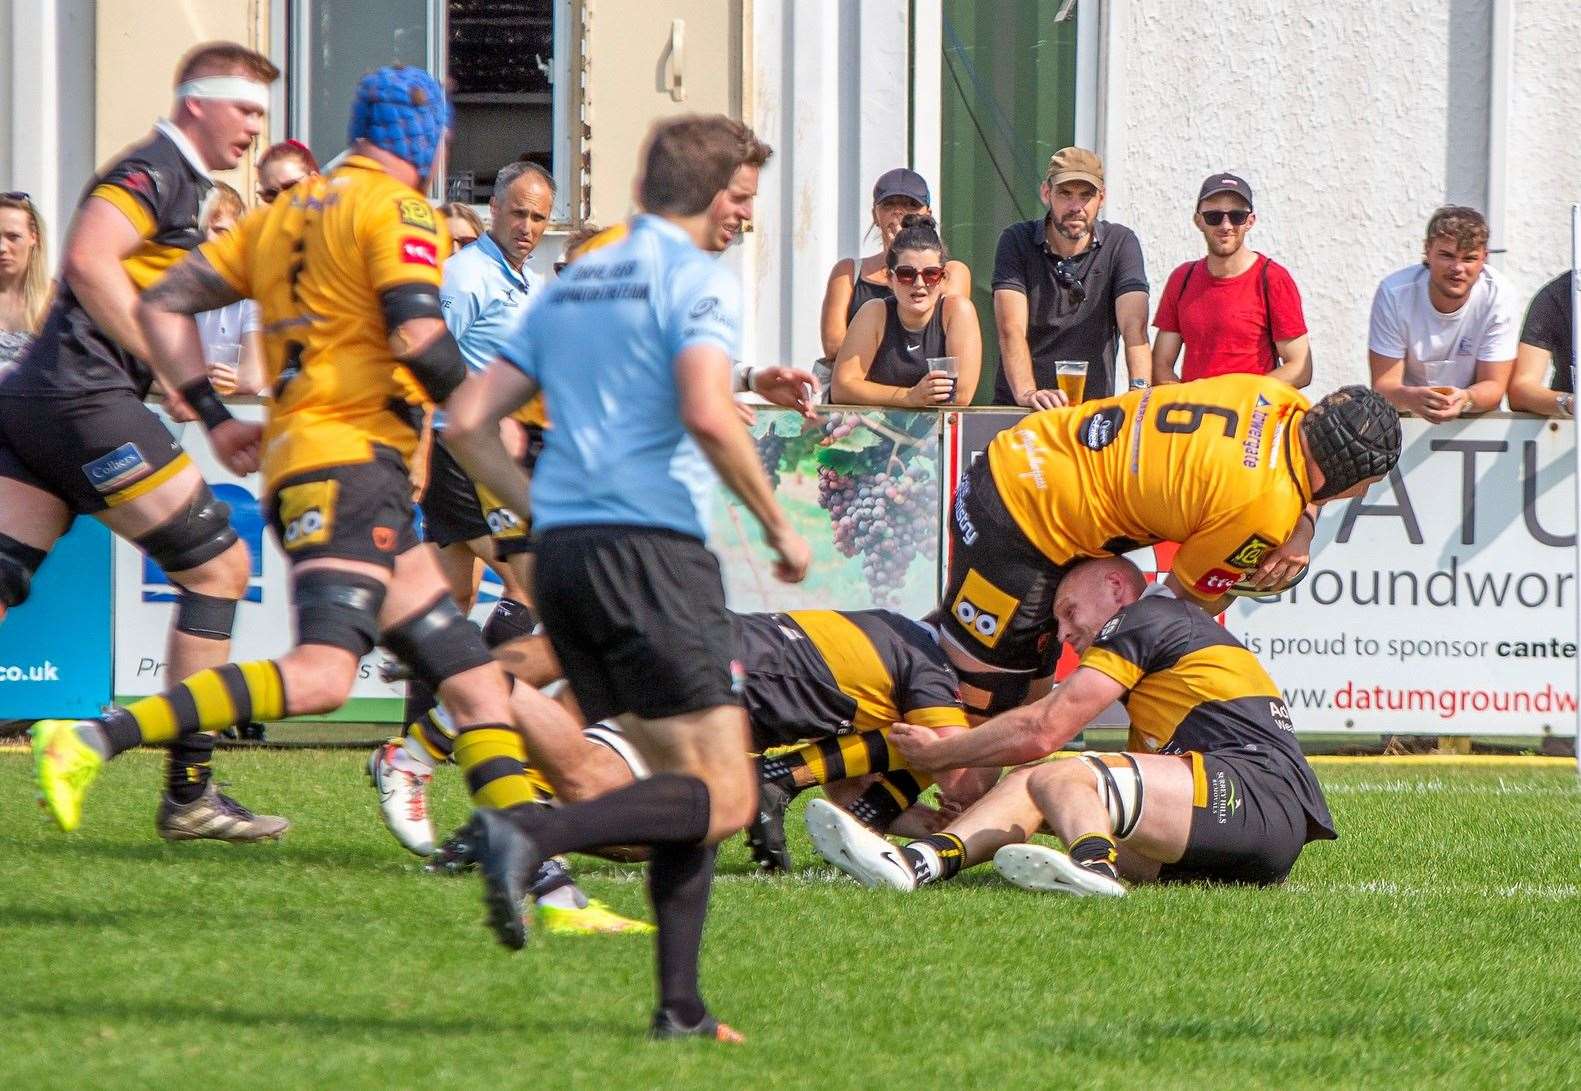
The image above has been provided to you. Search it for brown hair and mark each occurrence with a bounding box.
[562,222,606,260]
[206,181,246,227]
[0,193,51,334]
[637,115,772,216]
[886,213,948,269]
[257,139,318,174]
[175,42,280,86]
[438,203,484,240]
[1424,206,1489,254]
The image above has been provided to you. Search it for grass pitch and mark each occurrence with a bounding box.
[2,748,1579,1089]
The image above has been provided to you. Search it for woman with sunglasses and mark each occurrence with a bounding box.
[818,168,971,363]
[0,192,51,365]
[832,215,980,407]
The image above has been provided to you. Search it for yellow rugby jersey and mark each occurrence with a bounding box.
[737,609,967,748]
[200,156,450,488]
[1078,588,1335,836]
[986,374,1313,600]
[509,222,630,428]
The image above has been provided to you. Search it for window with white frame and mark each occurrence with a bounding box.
[286,0,572,219]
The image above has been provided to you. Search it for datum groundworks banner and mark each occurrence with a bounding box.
[1227,415,1576,735]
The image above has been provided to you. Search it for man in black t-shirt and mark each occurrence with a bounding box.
[1510,271,1574,417]
[991,147,1150,407]
[807,556,1337,897]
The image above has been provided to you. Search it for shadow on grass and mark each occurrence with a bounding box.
[10,836,409,876]
[6,993,636,1041]
[0,903,163,929]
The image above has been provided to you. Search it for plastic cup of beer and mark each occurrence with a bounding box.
[1421,360,1456,396]
[927,356,958,403]
[208,342,241,396]
[1055,360,1088,405]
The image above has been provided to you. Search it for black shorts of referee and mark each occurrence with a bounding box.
[532,525,742,724]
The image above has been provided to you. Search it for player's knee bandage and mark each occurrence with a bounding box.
[172,588,239,640]
[1078,752,1144,840]
[295,570,387,656]
[954,665,1035,717]
[381,594,494,690]
[482,597,537,649]
[583,721,650,780]
[135,482,239,573]
[0,532,46,608]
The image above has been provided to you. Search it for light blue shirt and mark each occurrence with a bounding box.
[497,214,741,539]
[440,232,543,372]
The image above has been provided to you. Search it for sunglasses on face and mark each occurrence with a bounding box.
[892,264,945,286]
[553,259,568,274]
[1052,257,1087,306]
[0,191,31,205]
[1200,209,1251,227]
[258,178,306,205]
[453,235,478,250]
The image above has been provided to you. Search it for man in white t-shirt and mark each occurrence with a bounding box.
[1367,206,1516,423]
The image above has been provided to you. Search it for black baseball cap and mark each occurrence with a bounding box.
[1197,172,1254,210]
[873,168,930,207]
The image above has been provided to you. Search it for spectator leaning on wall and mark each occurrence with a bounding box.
[1152,173,1311,389]
[1508,270,1574,418]
[992,146,1149,408]
[1368,206,1516,423]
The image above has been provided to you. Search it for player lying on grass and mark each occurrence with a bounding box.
[807,555,1338,896]
[930,374,1401,723]
[376,608,997,871]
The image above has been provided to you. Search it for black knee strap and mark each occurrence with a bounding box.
[295,569,387,656]
[172,588,239,640]
[0,532,47,608]
[381,594,494,690]
[482,596,537,649]
[136,482,239,573]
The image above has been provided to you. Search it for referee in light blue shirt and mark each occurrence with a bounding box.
[444,115,816,1043]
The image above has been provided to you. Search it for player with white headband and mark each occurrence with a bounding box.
[15,43,288,843]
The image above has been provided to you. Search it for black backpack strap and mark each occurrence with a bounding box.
[1260,255,1277,367]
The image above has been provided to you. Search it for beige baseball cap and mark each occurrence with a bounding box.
[1046,146,1104,188]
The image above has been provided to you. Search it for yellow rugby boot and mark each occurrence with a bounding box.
[539,899,656,936]
[31,720,104,832]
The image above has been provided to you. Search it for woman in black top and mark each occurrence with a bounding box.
[818,168,972,361]
[832,215,981,407]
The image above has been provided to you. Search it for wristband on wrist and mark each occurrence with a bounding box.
[177,377,233,431]
[1129,378,1149,390]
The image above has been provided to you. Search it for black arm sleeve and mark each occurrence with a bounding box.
[380,284,467,403]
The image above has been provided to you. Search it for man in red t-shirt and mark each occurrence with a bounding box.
[1151,173,1311,387]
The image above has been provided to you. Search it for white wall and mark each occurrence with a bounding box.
[1098,0,1581,395]
[746,0,922,370]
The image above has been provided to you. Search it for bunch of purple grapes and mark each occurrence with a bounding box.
[755,430,789,489]
[817,460,934,607]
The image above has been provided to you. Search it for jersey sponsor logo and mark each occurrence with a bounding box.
[401,236,438,267]
[1079,406,1125,451]
[1208,768,1243,825]
[82,442,151,493]
[1193,568,1241,596]
[1010,428,1049,490]
[1096,615,1122,643]
[371,526,397,552]
[1269,699,1294,733]
[1242,395,1271,468]
[118,169,156,198]
[952,480,978,545]
[689,296,719,319]
[1225,534,1277,571]
[277,479,337,552]
[396,197,438,232]
[951,568,1019,649]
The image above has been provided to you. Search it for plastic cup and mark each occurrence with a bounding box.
[208,342,241,396]
[927,356,959,402]
[1055,360,1088,405]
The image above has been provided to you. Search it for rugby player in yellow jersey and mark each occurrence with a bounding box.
[934,375,1400,717]
[809,555,1338,895]
[31,69,554,884]
[14,43,288,840]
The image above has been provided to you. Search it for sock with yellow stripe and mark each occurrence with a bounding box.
[403,705,457,768]
[453,724,546,809]
[759,728,903,793]
[1068,832,1120,879]
[847,770,927,830]
[901,832,967,885]
[95,661,287,758]
[166,732,218,805]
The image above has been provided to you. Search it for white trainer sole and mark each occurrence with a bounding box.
[804,798,916,892]
[993,843,1127,898]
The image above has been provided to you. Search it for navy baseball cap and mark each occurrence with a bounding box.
[1197,172,1254,210]
[873,168,930,207]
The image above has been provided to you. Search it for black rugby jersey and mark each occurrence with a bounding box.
[736,609,967,748]
[2,125,212,399]
[1079,588,1336,838]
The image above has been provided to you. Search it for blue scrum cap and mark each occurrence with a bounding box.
[347,66,450,178]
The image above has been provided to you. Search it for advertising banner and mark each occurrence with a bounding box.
[0,519,112,719]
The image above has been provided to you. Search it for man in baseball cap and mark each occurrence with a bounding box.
[1197,172,1254,210]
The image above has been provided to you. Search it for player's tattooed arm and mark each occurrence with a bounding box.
[141,252,244,315]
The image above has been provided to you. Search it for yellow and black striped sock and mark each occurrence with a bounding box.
[847,770,930,830]
[901,831,967,884]
[1068,832,1119,878]
[101,661,286,756]
[405,707,457,764]
[453,724,549,809]
[760,729,902,792]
